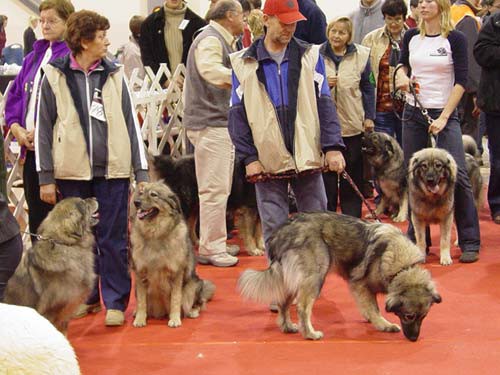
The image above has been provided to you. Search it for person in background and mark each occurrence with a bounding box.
[294,0,328,44]
[247,8,264,40]
[183,0,245,267]
[228,0,346,250]
[119,15,145,80]
[474,4,500,224]
[35,10,149,326]
[5,0,74,245]
[350,0,385,44]
[321,17,375,218]
[140,0,206,85]
[23,15,39,56]
[396,0,480,263]
[362,0,408,145]
[249,0,262,9]
[451,0,483,147]
[0,15,8,59]
[406,0,420,28]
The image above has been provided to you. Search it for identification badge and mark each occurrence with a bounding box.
[90,89,107,122]
[179,19,190,30]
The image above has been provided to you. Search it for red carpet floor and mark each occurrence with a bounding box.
[70,204,500,375]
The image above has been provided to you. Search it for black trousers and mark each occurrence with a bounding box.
[323,134,364,218]
[23,151,53,243]
[0,234,23,301]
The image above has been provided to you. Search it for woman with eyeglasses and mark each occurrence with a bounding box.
[4,0,74,244]
[362,0,408,145]
[396,0,480,263]
[320,16,376,218]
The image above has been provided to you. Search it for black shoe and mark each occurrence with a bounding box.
[459,252,479,263]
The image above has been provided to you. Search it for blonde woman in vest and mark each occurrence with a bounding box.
[362,0,409,145]
[35,10,149,326]
[320,17,376,218]
[395,0,480,263]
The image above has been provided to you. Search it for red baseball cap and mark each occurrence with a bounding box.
[263,0,307,24]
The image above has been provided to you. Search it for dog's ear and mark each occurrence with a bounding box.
[384,140,394,156]
[385,296,403,313]
[166,194,183,215]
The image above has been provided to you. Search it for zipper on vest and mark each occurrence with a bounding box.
[85,73,94,175]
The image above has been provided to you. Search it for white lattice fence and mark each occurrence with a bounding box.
[128,63,188,158]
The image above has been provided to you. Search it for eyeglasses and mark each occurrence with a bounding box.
[40,18,63,27]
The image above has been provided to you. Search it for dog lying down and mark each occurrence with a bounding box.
[238,212,441,341]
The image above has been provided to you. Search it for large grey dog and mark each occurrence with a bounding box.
[408,148,457,265]
[238,212,441,341]
[4,198,98,334]
[130,182,215,328]
[362,131,408,222]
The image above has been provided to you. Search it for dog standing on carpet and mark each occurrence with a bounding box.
[408,148,457,265]
[130,182,215,328]
[238,212,441,341]
[362,131,408,222]
[153,154,264,256]
[4,198,98,334]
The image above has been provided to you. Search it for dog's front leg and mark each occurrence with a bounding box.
[393,192,408,222]
[133,275,148,328]
[168,272,183,328]
[350,282,400,333]
[439,212,454,266]
[411,212,427,261]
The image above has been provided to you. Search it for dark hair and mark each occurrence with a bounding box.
[65,10,110,55]
[39,0,75,21]
[210,0,241,21]
[239,0,252,12]
[129,15,144,39]
[409,0,419,7]
[250,0,262,8]
[381,0,408,19]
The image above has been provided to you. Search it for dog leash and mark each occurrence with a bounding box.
[340,170,381,223]
[20,231,66,245]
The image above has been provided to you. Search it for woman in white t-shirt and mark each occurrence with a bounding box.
[396,0,480,263]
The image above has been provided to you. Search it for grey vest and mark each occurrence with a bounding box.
[183,25,232,130]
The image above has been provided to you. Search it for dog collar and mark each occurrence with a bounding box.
[387,262,421,284]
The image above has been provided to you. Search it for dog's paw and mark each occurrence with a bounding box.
[132,315,147,328]
[392,214,407,223]
[304,330,324,340]
[440,254,453,266]
[168,317,182,328]
[383,323,401,333]
[283,323,299,334]
[247,247,264,256]
[186,308,200,319]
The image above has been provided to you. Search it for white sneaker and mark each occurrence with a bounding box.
[198,252,239,267]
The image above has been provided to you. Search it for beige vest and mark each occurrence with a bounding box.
[323,44,370,137]
[230,46,323,174]
[43,65,132,180]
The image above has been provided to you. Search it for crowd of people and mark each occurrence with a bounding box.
[1,0,499,327]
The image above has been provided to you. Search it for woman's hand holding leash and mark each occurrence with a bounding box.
[429,116,448,135]
[325,150,345,173]
[40,184,57,205]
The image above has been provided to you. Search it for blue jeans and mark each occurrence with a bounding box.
[0,234,23,302]
[403,105,480,253]
[485,112,500,218]
[375,111,403,145]
[255,172,327,250]
[57,178,131,311]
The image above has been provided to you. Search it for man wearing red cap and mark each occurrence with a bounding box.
[228,0,346,250]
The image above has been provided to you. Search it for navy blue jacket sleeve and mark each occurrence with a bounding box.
[449,30,468,90]
[315,55,345,152]
[360,58,376,120]
[228,72,259,166]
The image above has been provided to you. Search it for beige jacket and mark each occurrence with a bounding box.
[229,45,323,174]
[321,43,371,137]
[42,65,133,180]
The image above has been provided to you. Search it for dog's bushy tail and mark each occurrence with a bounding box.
[201,280,216,302]
[238,263,286,304]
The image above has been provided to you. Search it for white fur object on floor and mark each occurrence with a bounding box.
[0,303,80,375]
